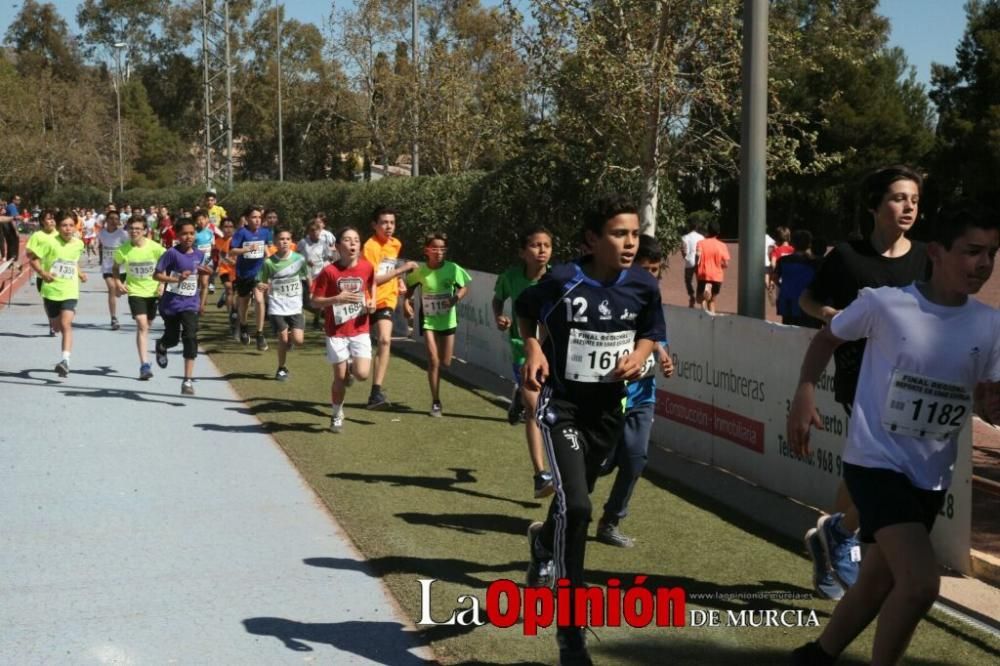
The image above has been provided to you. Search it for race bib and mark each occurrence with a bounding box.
[101,247,116,266]
[127,262,155,280]
[165,272,197,296]
[422,292,452,317]
[565,329,637,383]
[332,301,364,325]
[51,259,77,280]
[244,240,265,259]
[378,259,397,276]
[271,275,302,298]
[882,369,972,439]
[197,242,213,254]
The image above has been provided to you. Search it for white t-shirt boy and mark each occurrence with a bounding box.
[681,231,704,269]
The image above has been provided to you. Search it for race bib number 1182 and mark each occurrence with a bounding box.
[882,369,972,439]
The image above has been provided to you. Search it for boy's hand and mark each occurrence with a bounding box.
[612,353,644,381]
[786,385,824,457]
[403,300,414,319]
[78,272,88,283]
[399,261,418,274]
[338,290,362,304]
[180,270,192,280]
[658,347,674,377]
[256,283,270,293]
[495,314,511,331]
[522,350,549,392]
[975,383,1000,427]
[41,271,54,283]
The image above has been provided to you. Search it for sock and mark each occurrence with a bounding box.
[332,402,343,417]
[371,384,381,395]
[61,351,71,362]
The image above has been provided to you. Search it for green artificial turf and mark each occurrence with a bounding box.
[200,309,1000,665]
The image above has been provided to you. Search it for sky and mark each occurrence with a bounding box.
[0,0,969,88]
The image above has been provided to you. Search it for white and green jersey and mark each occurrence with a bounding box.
[257,251,309,316]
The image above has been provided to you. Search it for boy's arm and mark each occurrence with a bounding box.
[492,297,511,331]
[519,317,548,391]
[452,285,468,307]
[787,327,845,456]
[374,260,418,285]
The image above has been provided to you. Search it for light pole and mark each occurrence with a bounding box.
[275,1,284,181]
[113,42,127,194]
[411,0,419,177]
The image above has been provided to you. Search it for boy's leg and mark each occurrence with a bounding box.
[276,326,290,368]
[523,385,553,498]
[135,313,150,364]
[254,289,266,334]
[371,316,394,388]
[180,311,199,380]
[599,402,654,546]
[104,276,118,320]
[59,308,74,354]
[437,330,455,368]
[424,332,442,403]
[159,314,182,351]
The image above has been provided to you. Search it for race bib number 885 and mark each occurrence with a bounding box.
[565,329,636,383]
[882,369,972,439]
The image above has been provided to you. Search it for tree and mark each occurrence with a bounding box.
[929,0,1000,203]
[6,0,83,80]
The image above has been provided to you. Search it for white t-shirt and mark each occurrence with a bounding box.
[681,231,704,269]
[764,234,776,267]
[298,232,336,278]
[98,228,129,273]
[831,284,1000,490]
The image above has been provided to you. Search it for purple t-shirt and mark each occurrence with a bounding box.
[156,247,205,315]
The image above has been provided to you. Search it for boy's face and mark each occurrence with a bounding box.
[221,221,234,237]
[637,257,661,279]
[246,210,261,230]
[308,224,321,241]
[586,213,640,271]
[128,222,146,240]
[195,215,208,230]
[276,232,293,253]
[206,195,216,208]
[930,226,999,295]
[58,218,75,240]
[521,233,552,266]
[177,225,195,250]
[265,211,278,227]
[425,239,447,264]
[338,230,361,259]
[41,214,56,232]
[873,179,919,235]
[373,215,396,239]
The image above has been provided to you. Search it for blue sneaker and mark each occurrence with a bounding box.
[526,521,554,588]
[139,362,154,381]
[817,513,860,590]
[804,527,843,600]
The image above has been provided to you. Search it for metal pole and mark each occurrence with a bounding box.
[115,48,125,194]
[411,0,419,177]
[224,0,234,188]
[737,0,768,319]
[276,0,284,182]
[202,0,213,187]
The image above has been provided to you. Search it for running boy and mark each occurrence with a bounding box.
[229,206,270,350]
[517,195,665,665]
[193,210,216,311]
[213,217,238,331]
[26,210,58,334]
[493,226,555,497]
[788,203,1000,666]
[27,212,87,377]
[257,228,310,381]
[153,219,212,395]
[299,216,336,329]
[98,210,129,330]
[112,217,166,380]
[404,232,470,417]
[596,234,674,548]
[363,206,418,409]
[311,227,377,433]
[694,219,729,313]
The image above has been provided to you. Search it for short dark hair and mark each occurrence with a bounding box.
[862,165,922,211]
[791,229,812,252]
[705,220,721,237]
[928,201,999,250]
[424,231,448,246]
[371,206,398,222]
[191,209,208,223]
[335,225,360,242]
[583,194,638,237]
[636,234,663,264]
[519,226,552,249]
[174,219,196,233]
[274,226,293,238]
[243,205,263,218]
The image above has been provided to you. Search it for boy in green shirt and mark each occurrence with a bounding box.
[404,232,471,417]
[256,228,311,381]
[27,213,87,376]
[112,217,166,380]
[493,226,554,498]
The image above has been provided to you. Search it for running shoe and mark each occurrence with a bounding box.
[526,521,553,588]
[48,327,56,337]
[507,388,524,425]
[330,413,344,433]
[366,391,390,410]
[255,332,268,351]
[556,627,593,666]
[181,379,195,395]
[596,520,634,548]
[275,367,289,381]
[312,318,323,331]
[817,513,860,590]
[216,293,227,308]
[139,362,154,381]
[239,326,250,345]
[110,316,120,331]
[804,527,843,600]
[155,343,168,369]
[55,360,69,377]
[430,401,443,417]
[791,641,835,666]
[208,283,215,294]
[533,471,554,498]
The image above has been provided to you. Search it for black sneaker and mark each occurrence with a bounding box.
[155,342,168,369]
[275,367,289,381]
[239,327,250,345]
[216,293,226,308]
[255,332,268,351]
[366,391,390,410]
[526,521,553,588]
[110,316,120,331]
[791,641,835,666]
[430,401,443,417]
[507,388,524,425]
[596,520,634,548]
[533,471,554,499]
[556,627,593,666]
[55,360,69,377]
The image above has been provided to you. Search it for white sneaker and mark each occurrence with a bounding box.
[330,413,344,433]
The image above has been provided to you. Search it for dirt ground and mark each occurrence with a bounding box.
[662,243,1000,559]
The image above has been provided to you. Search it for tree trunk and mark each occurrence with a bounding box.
[639,1,669,236]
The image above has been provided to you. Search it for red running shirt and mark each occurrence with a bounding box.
[312,259,375,337]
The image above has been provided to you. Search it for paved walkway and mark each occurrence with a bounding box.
[0,264,433,664]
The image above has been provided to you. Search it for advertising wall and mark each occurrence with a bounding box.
[411,272,973,573]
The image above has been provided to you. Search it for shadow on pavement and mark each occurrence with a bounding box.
[60,387,186,407]
[327,468,542,509]
[242,618,433,665]
[395,511,531,537]
[305,555,524,590]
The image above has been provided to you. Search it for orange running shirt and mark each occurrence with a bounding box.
[214,236,235,278]
[363,236,403,309]
[696,237,730,283]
